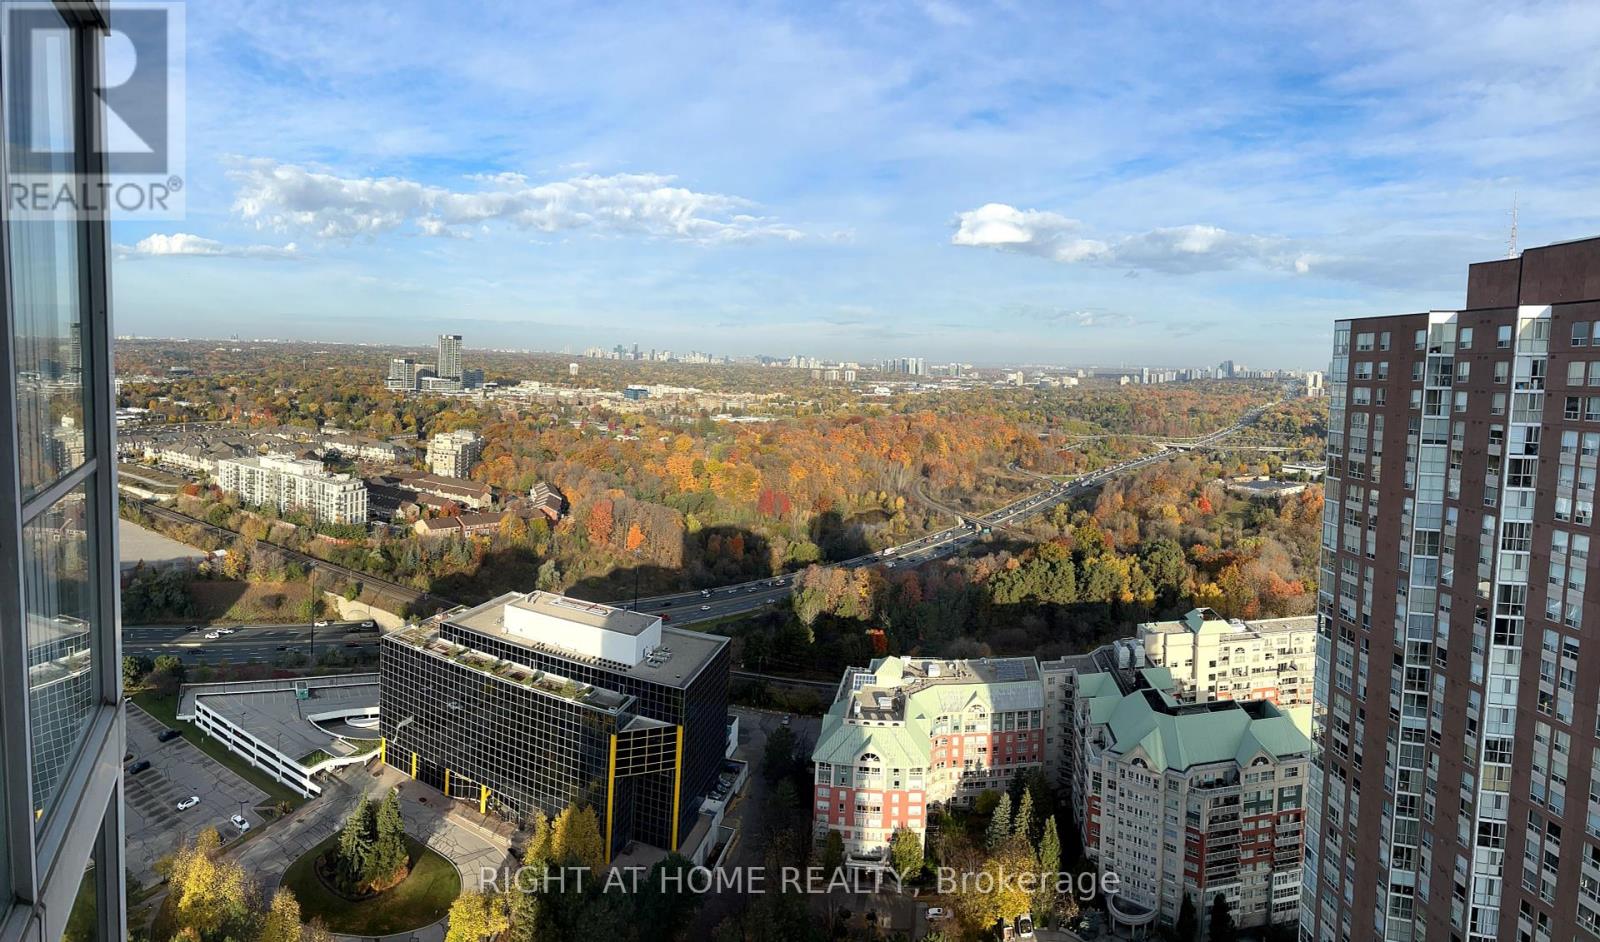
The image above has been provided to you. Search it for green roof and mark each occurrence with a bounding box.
[1082,674,1310,772]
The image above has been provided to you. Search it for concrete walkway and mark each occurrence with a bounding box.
[229,762,512,942]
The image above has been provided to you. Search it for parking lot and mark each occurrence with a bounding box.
[125,705,270,884]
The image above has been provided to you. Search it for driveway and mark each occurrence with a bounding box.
[230,762,511,899]
[125,704,269,885]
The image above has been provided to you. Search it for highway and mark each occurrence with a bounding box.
[121,404,1271,644]
[122,621,380,664]
[621,404,1271,627]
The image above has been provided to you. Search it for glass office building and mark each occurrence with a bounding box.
[380,592,730,857]
[1,2,127,941]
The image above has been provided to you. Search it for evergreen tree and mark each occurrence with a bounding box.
[986,793,1013,851]
[1034,815,1063,917]
[337,797,373,886]
[1175,893,1198,942]
[525,808,552,866]
[370,791,409,885]
[1013,790,1035,845]
[1208,893,1236,942]
[821,830,845,877]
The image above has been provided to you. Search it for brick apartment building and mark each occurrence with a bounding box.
[810,656,1044,867]
[1303,236,1600,942]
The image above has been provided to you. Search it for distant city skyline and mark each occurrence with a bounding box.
[108,1,1600,366]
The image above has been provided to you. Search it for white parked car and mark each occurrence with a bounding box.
[176,796,200,811]
[926,907,950,920]
[230,814,251,832]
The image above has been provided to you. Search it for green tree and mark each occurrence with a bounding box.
[1174,893,1198,941]
[821,829,845,877]
[337,797,374,887]
[122,654,154,689]
[763,725,798,783]
[889,827,923,882]
[1208,893,1236,942]
[985,793,1013,851]
[1034,816,1062,917]
[637,853,704,940]
[369,791,409,886]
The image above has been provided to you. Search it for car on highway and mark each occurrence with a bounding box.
[158,728,182,743]
[186,625,201,632]
[313,620,329,627]
[203,631,220,640]
[701,605,711,611]
[176,796,199,811]
[701,589,712,597]
[215,627,236,635]
[230,814,251,833]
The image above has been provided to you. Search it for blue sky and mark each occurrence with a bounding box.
[110,0,1600,367]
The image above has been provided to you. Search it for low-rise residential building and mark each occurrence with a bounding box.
[390,470,495,510]
[529,481,567,522]
[810,655,1043,869]
[1066,669,1308,936]
[216,454,369,524]
[413,511,504,539]
[1137,608,1315,733]
[426,428,482,477]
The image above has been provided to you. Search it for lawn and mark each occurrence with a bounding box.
[129,693,306,808]
[281,834,460,935]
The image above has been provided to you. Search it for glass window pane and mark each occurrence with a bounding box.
[5,5,90,498]
[25,477,98,829]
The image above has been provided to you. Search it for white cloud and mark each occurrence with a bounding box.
[118,232,300,259]
[228,159,806,244]
[952,203,1306,274]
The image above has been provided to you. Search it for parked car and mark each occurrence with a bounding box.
[926,907,950,921]
[128,760,151,774]
[230,814,251,833]
[176,796,199,811]
[1016,914,1035,939]
[158,728,182,742]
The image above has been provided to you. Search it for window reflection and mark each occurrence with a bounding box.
[6,9,89,498]
[24,478,97,829]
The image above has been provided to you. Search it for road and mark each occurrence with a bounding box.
[123,405,1271,641]
[625,403,1271,627]
[122,620,381,664]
